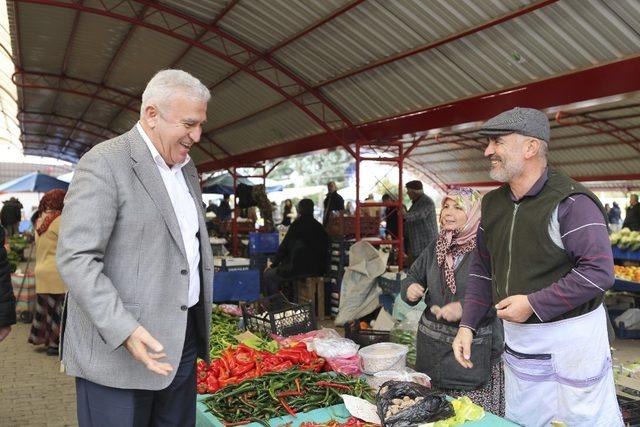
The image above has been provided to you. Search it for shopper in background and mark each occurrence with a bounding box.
[609,201,622,231]
[264,199,329,295]
[28,189,67,356]
[454,107,621,425]
[323,181,345,225]
[0,224,17,343]
[402,188,504,416]
[403,180,438,266]
[217,193,232,220]
[57,69,213,426]
[1,197,23,236]
[623,194,640,231]
[382,193,399,239]
[345,201,355,216]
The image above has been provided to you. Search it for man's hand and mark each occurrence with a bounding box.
[495,295,534,323]
[124,326,173,376]
[452,327,474,369]
[432,302,463,323]
[263,259,273,273]
[406,283,426,302]
[0,326,11,343]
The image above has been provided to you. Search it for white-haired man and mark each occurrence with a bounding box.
[57,69,213,426]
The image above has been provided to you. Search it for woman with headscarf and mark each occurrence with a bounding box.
[400,188,504,416]
[28,189,67,356]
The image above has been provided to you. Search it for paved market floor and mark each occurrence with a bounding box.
[1,318,638,427]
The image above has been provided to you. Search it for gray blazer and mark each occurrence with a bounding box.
[57,126,213,390]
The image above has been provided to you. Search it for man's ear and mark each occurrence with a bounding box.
[524,137,541,160]
[143,105,159,129]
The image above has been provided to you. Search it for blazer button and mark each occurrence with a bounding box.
[180,305,188,311]
[181,269,188,275]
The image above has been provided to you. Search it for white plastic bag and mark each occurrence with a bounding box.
[615,308,640,330]
[314,338,360,359]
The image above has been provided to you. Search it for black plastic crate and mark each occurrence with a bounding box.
[608,309,640,340]
[344,320,390,347]
[619,396,640,426]
[241,293,316,337]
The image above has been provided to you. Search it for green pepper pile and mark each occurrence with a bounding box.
[202,368,374,426]
[209,308,276,359]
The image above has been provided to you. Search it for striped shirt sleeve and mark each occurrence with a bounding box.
[459,226,494,331]
[527,195,614,321]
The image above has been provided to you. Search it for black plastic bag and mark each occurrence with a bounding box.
[376,380,454,427]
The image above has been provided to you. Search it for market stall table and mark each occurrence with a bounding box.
[195,399,518,427]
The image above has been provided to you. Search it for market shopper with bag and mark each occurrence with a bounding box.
[57,70,213,426]
[453,107,622,426]
[28,189,67,356]
[401,188,504,417]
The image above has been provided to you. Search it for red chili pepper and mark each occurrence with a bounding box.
[232,362,255,377]
[279,397,297,417]
[209,360,220,378]
[206,376,219,392]
[218,376,238,388]
[315,381,352,390]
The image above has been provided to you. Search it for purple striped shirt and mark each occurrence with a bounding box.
[460,170,614,329]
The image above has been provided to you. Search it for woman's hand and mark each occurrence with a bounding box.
[453,327,474,369]
[406,283,426,302]
[432,301,463,322]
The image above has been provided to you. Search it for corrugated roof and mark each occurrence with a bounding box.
[6,0,640,187]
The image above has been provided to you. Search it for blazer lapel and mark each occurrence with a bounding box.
[128,127,187,259]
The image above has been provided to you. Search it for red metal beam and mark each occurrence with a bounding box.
[12,78,138,112]
[208,0,365,91]
[19,111,120,135]
[14,70,140,102]
[16,0,360,156]
[60,4,151,153]
[206,0,554,135]
[20,119,116,140]
[197,56,640,172]
[48,1,84,130]
[319,0,558,89]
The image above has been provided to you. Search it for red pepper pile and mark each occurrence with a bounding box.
[300,418,380,427]
[197,342,325,394]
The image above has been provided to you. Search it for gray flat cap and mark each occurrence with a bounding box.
[479,107,550,142]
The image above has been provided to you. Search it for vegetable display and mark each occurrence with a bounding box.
[209,308,277,360]
[201,369,374,426]
[197,342,325,394]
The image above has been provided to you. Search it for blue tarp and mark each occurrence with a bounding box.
[201,173,283,195]
[0,172,69,193]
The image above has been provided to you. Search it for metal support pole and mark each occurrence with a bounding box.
[355,141,361,240]
[232,168,239,256]
[398,144,404,271]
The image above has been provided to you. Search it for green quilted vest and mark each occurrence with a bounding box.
[481,169,607,323]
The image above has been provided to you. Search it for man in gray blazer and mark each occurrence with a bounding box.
[57,69,213,426]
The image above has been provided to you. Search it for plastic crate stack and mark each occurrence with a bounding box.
[327,238,353,318]
[248,232,279,295]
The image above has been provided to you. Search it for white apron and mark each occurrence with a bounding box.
[502,304,622,427]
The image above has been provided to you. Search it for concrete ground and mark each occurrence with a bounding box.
[0,321,76,427]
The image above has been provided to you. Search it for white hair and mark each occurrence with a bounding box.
[140,69,211,117]
[538,139,548,159]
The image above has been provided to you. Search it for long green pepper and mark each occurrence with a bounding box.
[202,368,375,424]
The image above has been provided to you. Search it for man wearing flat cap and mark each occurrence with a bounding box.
[403,180,438,265]
[453,107,621,425]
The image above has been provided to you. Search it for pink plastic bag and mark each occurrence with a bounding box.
[326,354,362,376]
